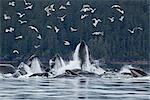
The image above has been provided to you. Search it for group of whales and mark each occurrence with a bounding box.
[0,41,148,78]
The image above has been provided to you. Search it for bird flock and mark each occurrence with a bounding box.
[3,1,143,55]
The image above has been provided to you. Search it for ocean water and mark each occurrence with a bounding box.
[0,77,149,100]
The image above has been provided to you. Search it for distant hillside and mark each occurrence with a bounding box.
[0,0,149,61]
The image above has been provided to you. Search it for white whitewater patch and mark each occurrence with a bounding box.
[51,42,105,76]
[119,64,133,74]
[31,58,43,73]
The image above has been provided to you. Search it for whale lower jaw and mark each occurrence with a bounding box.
[54,69,101,78]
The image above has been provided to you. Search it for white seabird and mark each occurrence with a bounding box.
[128,27,143,34]
[54,26,60,33]
[8,1,15,7]
[70,27,77,32]
[92,31,104,36]
[111,4,121,9]
[17,12,25,18]
[28,25,39,33]
[46,25,52,29]
[92,18,102,27]
[13,49,19,54]
[18,20,27,24]
[116,8,124,14]
[64,41,70,46]
[34,45,40,49]
[4,14,11,20]
[80,14,88,20]
[23,0,32,6]
[5,27,15,33]
[66,1,71,6]
[24,5,33,10]
[59,5,66,10]
[119,16,124,22]
[15,35,23,40]
[108,17,115,22]
[57,15,66,22]
[37,34,42,40]
[91,8,96,13]
[44,4,55,16]
[80,4,92,12]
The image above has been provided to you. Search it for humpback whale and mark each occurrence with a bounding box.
[120,65,147,77]
[0,64,16,74]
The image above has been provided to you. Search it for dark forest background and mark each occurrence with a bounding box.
[0,0,149,62]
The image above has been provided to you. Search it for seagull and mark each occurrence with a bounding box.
[46,25,52,29]
[70,27,77,32]
[54,26,60,33]
[4,14,11,20]
[91,8,96,13]
[64,41,70,46]
[15,35,23,40]
[92,31,104,36]
[80,4,92,12]
[66,1,71,6]
[37,34,42,40]
[59,5,66,10]
[92,18,102,27]
[17,12,25,18]
[57,15,66,22]
[18,20,27,24]
[128,27,143,34]
[80,14,88,20]
[119,16,124,22]
[23,0,32,6]
[44,4,55,16]
[111,4,121,9]
[8,1,15,7]
[24,5,33,10]
[116,8,124,14]
[108,17,115,22]
[28,25,39,33]
[34,45,40,49]
[13,49,19,54]
[5,27,15,33]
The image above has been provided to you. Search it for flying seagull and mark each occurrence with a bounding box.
[4,14,11,20]
[108,17,115,22]
[17,12,25,18]
[128,27,143,34]
[111,4,121,9]
[57,15,66,22]
[64,41,70,46]
[24,5,33,10]
[46,25,52,29]
[15,35,23,40]
[13,49,19,54]
[66,1,71,6]
[116,8,124,14]
[5,27,15,33]
[80,14,88,20]
[91,8,96,13]
[92,31,104,36]
[37,34,42,40]
[18,20,27,24]
[70,27,77,32]
[8,1,15,7]
[28,25,39,33]
[34,45,40,49]
[92,18,102,27]
[80,4,92,12]
[119,16,124,22]
[23,0,32,6]
[59,5,66,10]
[54,26,60,33]
[44,4,55,16]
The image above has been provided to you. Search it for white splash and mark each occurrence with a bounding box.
[31,58,43,73]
